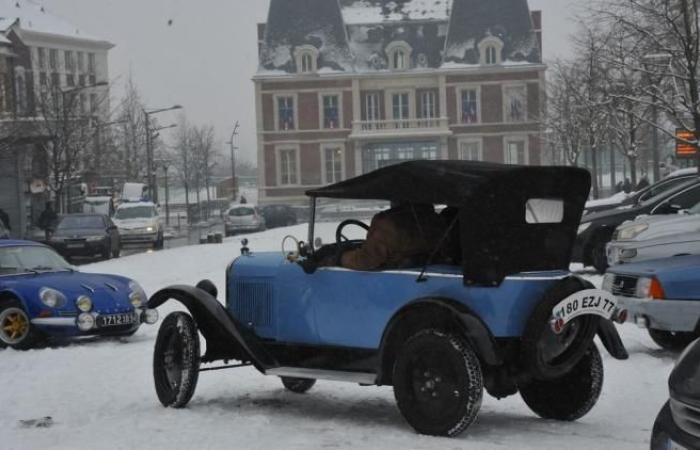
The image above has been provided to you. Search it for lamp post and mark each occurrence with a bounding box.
[226,122,240,201]
[144,105,182,203]
[643,53,672,183]
[155,158,172,226]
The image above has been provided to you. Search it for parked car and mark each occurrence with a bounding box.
[148,161,628,437]
[261,204,298,229]
[651,337,700,450]
[113,202,163,249]
[0,240,158,349]
[224,205,265,236]
[603,255,700,350]
[0,219,9,239]
[583,172,698,216]
[48,214,120,261]
[607,202,700,266]
[574,178,700,273]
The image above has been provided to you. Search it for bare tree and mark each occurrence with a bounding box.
[191,124,218,220]
[114,75,148,181]
[169,115,195,223]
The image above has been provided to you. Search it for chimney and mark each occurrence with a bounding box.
[531,10,542,60]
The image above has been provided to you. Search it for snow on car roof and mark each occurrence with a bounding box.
[667,167,700,178]
[0,0,110,43]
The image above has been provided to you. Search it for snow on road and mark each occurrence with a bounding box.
[1,223,676,450]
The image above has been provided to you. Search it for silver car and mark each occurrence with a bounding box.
[224,205,266,236]
[607,202,700,265]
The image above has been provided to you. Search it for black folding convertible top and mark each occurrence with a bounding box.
[307,161,591,286]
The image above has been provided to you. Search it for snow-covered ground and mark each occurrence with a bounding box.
[0,223,675,450]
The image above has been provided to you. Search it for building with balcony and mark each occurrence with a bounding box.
[254,0,545,205]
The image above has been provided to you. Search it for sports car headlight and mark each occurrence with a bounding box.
[76,295,93,312]
[617,224,648,241]
[128,281,147,307]
[577,222,592,235]
[39,287,66,308]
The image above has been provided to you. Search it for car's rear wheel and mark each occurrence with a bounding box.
[112,244,121,259]
[153,312,200,408]
[393,329,483,437]
[520,344,603,421]
[648,329,698,351]
[0,300,43,350]
[280,377,316,393]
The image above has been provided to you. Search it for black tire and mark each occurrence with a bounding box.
[101,243,111,260]
[520,344,603,421]
[393,329,483,437]
[281,377,316,393]
[521,277,601,380]
[153,312,200,408]
[0,300,44,350]
[112,242,121,258]
[648,329,698,351]
[154,232,164,250]
[591,239,609,274]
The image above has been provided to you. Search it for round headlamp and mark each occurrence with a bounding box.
[39,288,66,308]
[76,313,95,331]
[128,281,147,308]
[76,295,93,312]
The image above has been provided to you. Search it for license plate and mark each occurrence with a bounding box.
[67,243,84,249]
[550,289,619,334]
[97,313,137,328]
[667,440,687,450]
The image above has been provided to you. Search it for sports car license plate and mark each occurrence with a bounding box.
[550,289,618,334]
[97,313,137,328]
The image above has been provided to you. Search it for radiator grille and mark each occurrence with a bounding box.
[671,398,700,439]
[611,275,639,297]
[231,279,273,327]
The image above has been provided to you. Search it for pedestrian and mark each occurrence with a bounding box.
[240,194,248,204]
[615,181,624,193]
[0,208,10,231]
[622,178,632,194]
[37,202,58,241]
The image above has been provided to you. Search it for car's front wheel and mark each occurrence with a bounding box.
[0,300,43,350]
[281,377,316,393]
[648,329,698,351]
[393,329,483,437]
[520,344,603,421]
[153,312,200,408]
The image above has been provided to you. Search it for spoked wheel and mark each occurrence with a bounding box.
[393,329,483,437]
[281,377,316,394]
[153,312,200,408]
[0,301,42,350]
[648,329,698,351]
[520,344,604,421]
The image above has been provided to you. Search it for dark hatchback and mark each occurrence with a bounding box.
[261,204,298,229]
[48,214,120,260]
[651,338,700,450]
[574,178,700,273]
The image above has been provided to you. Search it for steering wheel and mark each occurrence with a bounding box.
[336,219,370,245]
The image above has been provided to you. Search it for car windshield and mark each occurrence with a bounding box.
[115,206,156,220]
[635,176,695,204]
[640,179,699,207]
[57,216,104,230]
[0,246,72,275]
[229,207,255,217]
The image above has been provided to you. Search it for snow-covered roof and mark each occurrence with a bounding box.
[0,0,108,43]
[341,0,452,25]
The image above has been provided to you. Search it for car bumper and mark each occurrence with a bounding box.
[651,401,700,450]
[30,308,158,336]
[225,223,263,233]
[120,232,158,244]
[51,241,107,256]
[616,296,700,332]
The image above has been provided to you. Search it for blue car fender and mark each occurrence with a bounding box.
[0,288,30,312]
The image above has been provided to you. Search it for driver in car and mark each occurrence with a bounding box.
[339,202,445,271]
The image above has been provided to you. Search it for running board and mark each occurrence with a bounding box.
[266,367,376,385]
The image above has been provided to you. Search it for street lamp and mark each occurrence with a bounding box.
[226,121,240,201]
[144,105,182,203]
[155,158,172,226]
[642,53,672,183]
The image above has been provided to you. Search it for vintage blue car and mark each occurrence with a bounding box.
[604,255,700,351]
[0,240,158,349]
[149,161,629,437]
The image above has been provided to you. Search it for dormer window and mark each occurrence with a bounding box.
[478,36,504,66]
[385,41,412,71]
[294,45,319,74]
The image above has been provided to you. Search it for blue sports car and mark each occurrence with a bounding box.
[0,240,158,349]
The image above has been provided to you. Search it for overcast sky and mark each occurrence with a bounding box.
[43,0,581,165]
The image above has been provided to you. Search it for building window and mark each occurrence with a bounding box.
[386,41,412,71]
[485,46,498,65]
[39,72,48,87]
[478,36,503,66]
[65,51,75,72]
[459,139,483,161]
[505,138,528,165]
[420,91,437,119]
[362,141,438,172]
[392,93,410,120]
[323,145,344,184]
[37,47,46,70]
[49,49,58,71]
[364,93,380,122]
[80,93,88,115]
[295,45,319,74]
[90,93,98,114]
[301,53,313,73]
[277,96,295,130]
[322,94,340,129]
[393,49,407,70]
[504,85,527,123]
[460,88,479,124]
[77,52,85,73]
[88,53,96,74]
[278,148,298,186]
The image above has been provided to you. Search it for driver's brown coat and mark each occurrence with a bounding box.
[340,205,444,271]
